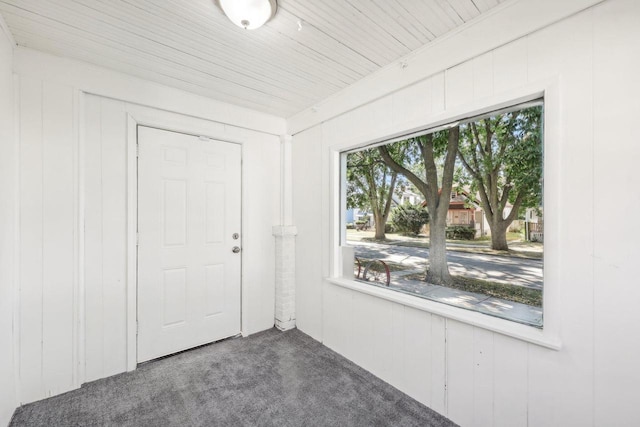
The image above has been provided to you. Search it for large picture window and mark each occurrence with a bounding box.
[342,101,544,327]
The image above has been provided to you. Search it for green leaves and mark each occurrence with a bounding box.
[391,203,430,235]
[456,104,543,249]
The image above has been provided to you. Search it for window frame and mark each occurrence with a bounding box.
[326,79,562,350]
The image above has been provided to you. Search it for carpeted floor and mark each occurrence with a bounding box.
[10,328,457,427]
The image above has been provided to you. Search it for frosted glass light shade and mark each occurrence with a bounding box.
[219,0,277,30]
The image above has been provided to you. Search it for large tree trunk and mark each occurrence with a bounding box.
[426,214,450,284]
[378,127,459,286]
[373,212,386,240]
[490,222,509,251]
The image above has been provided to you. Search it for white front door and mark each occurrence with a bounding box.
[137,126,241,363]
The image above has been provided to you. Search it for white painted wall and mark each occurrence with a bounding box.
[11,48,283,407]
[0,14,17,427]
[292,0,640,426]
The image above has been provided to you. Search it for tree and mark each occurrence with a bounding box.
[457,105,543,250]
[391,203,429,235]
[346,147,403,239]
[379,127,460,285]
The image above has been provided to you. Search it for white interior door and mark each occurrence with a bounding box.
[137,126,241,363]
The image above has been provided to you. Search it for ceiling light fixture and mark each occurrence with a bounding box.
[218,0,277,30]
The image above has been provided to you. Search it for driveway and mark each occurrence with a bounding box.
[350,240,543,290]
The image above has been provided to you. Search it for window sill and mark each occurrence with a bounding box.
[325,276,561,351]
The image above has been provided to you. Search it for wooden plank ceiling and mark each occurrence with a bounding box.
[0,0,505,117]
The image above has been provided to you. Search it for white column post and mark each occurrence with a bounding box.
[273,135,297,331]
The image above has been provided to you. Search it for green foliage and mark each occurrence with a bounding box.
[384,222,396,233]
[391,204,429,235]
[446,225,476,240]
[346,148,403,211]
[458,105,543,211]
[355,214,370,225]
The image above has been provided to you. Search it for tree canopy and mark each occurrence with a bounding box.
[346,147,405,239]
[457,104,543,250]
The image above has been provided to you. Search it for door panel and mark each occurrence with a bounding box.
[137,126,241,363]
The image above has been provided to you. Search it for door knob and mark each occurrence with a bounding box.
[232,246,241,253]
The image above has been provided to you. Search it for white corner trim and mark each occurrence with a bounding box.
[326,277,561,351]
[12,73,21,405]
[287,0,605,134]
[0,12,16,48]
[125,113,138,372]
[272,225,298,237]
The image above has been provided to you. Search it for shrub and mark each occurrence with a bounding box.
[355,215,370,225]
[384,222,395,233]
[446,225,476,240]
[391,204,429,235]
[346,222,355,229]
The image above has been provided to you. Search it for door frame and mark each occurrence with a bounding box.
[125,105,246,371]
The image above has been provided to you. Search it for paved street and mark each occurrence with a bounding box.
[349,239,544,327]
[351,239,543,290]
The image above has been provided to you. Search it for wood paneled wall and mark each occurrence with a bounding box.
[83,96,128,382]
[0,15,17,427]
[292,1,640,425]
[12,58,283,406]
[17,77,77,403]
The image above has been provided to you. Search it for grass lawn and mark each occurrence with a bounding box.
[346,229,543,260]
[405,272,542,307]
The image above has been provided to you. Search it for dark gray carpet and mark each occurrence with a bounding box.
[10,328,457,427]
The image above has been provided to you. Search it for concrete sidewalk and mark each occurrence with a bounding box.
[382,270,542,327]
[352,238,543,327]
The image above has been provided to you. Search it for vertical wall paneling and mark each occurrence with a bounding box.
[83,94,103,382]
[18,76,44,403]
[472,328,494,427]
[445,320,475,426]
[84,95,128,382]
[73,88,82,390]
[236,125,280,334]
[431,72,446,115]
[391,77,432,128]
[593,0,640,425]
[429,315,447,415]
[472,52,494,101]
[350,293,377,374]
[492,38,528,94]
[0,16,17,425]
[369,298,394,385]
[292,1,640,425]
[18,77,78,403]
[402,307,432,406]
[99,99,128,376]
[445,61,474,109]
[526,9,596,426]
[493,335,528,427]
[292,125,323,341]
[389,303,406,392]
[322,284,353,360]
[14,72,283,403]
[41,82,75,397]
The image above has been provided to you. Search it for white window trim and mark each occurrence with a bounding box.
[326,78,562,351]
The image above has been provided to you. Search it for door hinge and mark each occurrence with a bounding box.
[136,232,140,246]
[136,144,140,157]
